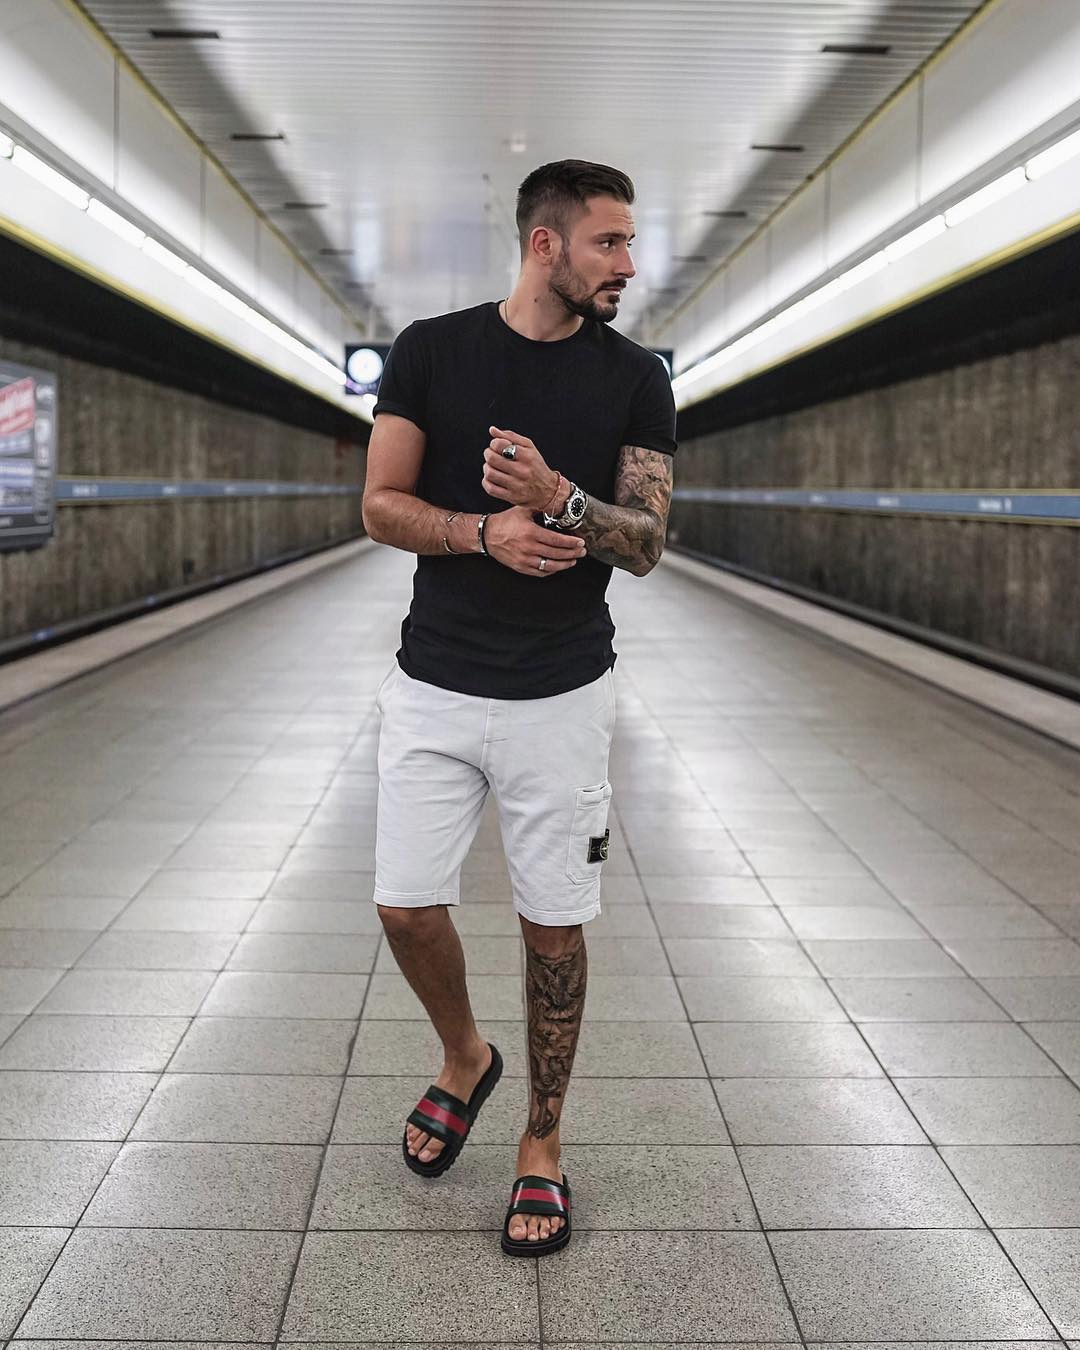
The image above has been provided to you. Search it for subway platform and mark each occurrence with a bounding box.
[1,544,1079,1345]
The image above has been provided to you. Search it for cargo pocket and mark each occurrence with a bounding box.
[566,780,613,884]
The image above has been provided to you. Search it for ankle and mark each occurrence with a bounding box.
[442,1036,489,1070]
[518,1128,561,1158]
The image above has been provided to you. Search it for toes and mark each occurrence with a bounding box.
[538,1218,551,1240]
[509,1215,527,1241]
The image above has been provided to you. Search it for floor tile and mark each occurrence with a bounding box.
[830,976,1009,1022]
[538,1231,797,1341]
[130,1072,342,1142]
[74,931,236,970]
[16,1227,300,1339]
[770,1229,1055,1339]
[0,1226,70,1339]
[0,1015,189,1071]
[651,904,790,938]
[200,970,367,1019]
[228,933,379,973]
[169,1017,356,1075]
[939,1145,1080,1225]
[1024,1022,1080,1077]
[0,929,96,967]
[0,1070,156,1140]
[980,978,1080,1020]
[279,1231,538,1340]
[0,1139,119,1223]
[739,1143,981,1228]
[80,1141,322,1228]
[860,1022,1062,1077]
[783,906,928,940]
[35,969,215,1017]
[716,1078,927,1144]
[897,1077,1080,1144]
[679,976,847,1021]
[944,940,1080,978]
[664,937,816,977]
[347,1018,527,1076]
[804,940,965,978]
[997,1228,1080,1338]
[695,1023,883,1077]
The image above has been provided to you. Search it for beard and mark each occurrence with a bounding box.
[549,251,622,324]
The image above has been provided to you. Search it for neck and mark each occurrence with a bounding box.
[502,284,584,342]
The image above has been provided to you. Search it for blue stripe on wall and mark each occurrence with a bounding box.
[54,478,361,504]
[672,487,1080,523]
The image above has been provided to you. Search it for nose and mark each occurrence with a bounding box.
[618,246,636,279]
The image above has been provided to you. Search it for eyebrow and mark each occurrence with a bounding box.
[595,230,636,241]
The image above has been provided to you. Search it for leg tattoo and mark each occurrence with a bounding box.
[523,935,587,1140]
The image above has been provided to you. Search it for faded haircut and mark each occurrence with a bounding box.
[515,160,635,257]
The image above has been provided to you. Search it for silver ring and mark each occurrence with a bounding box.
[501,444,517,460]
[538,557,547,572]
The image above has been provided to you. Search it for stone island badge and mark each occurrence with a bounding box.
[587,830,610,864]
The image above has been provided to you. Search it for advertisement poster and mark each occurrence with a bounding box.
[0,359,57,552]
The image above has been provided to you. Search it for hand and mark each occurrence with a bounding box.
[484,506,587,578]
[483,426,561,512]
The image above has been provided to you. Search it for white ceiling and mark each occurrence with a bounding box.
[79,0,984,344]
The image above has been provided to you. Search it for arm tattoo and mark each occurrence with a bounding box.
[523,935,588,1140]
[574,445,673,576]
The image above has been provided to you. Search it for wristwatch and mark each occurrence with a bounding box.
[544,480,588,531]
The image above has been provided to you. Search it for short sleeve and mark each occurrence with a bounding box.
[372,321,429,430]
[623,355,677,456]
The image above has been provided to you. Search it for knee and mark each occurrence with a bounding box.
[377,902,446,942]
[520,917,584,958]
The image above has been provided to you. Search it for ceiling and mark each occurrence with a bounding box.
[79,0,985,345]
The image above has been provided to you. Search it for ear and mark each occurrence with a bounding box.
[528,224,560,268]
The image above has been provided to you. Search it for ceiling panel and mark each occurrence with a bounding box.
[79,0,984,342]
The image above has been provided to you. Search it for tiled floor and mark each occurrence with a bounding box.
[1,545,1079,1346]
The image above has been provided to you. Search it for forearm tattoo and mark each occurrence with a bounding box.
[575,445,673,576]
[524,936,588,1140]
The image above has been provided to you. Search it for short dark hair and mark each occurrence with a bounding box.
[515,159,635,256]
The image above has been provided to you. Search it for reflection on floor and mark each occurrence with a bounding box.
[1,545,1078,1344]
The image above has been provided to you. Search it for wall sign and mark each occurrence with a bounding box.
[0,360,57,552]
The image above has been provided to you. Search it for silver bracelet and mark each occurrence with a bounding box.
[477,514,489,556]
[442,511,461,555]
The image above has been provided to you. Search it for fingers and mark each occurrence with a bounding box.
[528,529,586,554]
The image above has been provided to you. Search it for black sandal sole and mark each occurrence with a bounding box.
[402,1042,503,1178]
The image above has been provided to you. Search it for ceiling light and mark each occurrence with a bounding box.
[1025,126,1080,180]
[141,237,189,276]
[87,198,145,246]
[319,248,354,256]
[12,147,89,209]
[883,215,946,262]
[751,143,804,153]
[283,201,327,210]
[672,254,708,264]
[944,167,1026,227]
[822,43,891,56]
[230,132,285,142]
[703,209,748,219]
[149,28,219,38]
[0,132,12,159]
[508,134,527,154]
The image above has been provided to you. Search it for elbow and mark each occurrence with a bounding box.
[633,537,665,577]
[361,492,383,542]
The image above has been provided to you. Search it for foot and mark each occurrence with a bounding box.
[508,1131,565,1244]
[405,1039,492,1164]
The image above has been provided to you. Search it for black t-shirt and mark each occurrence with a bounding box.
[373,301,677,699]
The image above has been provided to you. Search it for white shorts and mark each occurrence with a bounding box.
[373,663,616,925]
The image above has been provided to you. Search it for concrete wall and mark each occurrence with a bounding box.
[670,333,1080,683]
[0,333,364,648]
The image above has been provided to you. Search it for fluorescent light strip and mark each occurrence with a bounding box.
[12,146,89,210]
[2,129,346,390]
[674,122,1080,395]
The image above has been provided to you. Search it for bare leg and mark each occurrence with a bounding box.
[377,903,491,1163]
[510,915,587,1243]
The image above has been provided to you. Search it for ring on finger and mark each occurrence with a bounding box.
[501,444,517,460]
[538,557,547,572]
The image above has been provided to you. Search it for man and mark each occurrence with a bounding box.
[362,159,677,1256]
